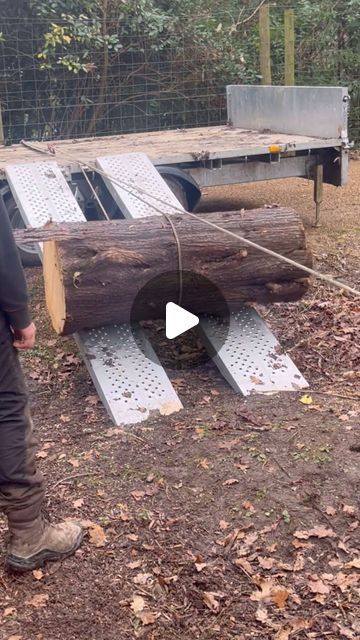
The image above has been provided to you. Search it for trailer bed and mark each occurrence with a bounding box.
[0,125,342,173]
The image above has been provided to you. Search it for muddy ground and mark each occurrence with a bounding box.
[0,160,359,640]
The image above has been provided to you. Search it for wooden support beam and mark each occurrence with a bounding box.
[284,9,295,85]
[259,4,272,85]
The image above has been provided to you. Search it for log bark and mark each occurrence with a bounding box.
[42,207,312,335]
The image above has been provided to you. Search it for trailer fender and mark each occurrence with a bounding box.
[157,166,201,212]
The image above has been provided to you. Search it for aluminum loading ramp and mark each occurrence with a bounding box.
[6,154,307,426]
[96,152,308,395]
[5,160,183,424]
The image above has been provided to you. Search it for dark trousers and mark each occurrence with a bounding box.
[0,313,44,535]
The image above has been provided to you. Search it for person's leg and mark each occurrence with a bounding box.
[0,318,45,535]
[0,316,83,571]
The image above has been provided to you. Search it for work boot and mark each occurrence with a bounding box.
[6,517,84,572]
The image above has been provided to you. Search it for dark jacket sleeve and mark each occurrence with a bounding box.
[0,198,31,330]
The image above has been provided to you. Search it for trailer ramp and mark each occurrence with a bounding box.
[5,160,183,424]
[96,152,308,395]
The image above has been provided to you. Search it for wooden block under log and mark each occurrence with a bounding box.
[38,207,312,335]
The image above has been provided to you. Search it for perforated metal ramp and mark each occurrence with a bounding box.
[97,152,308,395]
[5,160,182,424]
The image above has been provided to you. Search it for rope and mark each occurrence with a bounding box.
[20,139,360,298]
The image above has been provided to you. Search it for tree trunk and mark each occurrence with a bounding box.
[41,207,312,335]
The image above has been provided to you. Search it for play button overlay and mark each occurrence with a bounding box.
[166,302,199,339]
[130,270,230,370]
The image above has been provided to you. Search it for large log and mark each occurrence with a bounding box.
[42,207,312,335]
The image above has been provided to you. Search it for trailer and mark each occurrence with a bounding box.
[0,85,350,426]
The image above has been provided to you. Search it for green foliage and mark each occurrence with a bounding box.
[0,0,359,142]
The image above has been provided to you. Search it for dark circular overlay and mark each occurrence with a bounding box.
[130,270,230,370]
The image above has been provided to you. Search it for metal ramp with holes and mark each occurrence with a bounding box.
[5,160,183,424]
[96,152,308,395]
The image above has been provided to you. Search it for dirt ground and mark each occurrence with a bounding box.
[0,161,359,640]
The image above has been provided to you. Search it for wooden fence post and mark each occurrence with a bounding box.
[284,9,295,85]
[259,4,272,85]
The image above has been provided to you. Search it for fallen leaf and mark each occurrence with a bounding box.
[250,578,273,602]
[130,595,145,614]
[6,636,22,640]
[343,504,356,516]
[126,561,142,570]
[203,591,223,613]
[131,490,146,501]
[60,414,70,423]
[345,558,360,569]
[234,558,254,575]
[87,523,106,547]
[258,556,275,570]
[195,562,207,573]
[293,554,305,571]
[72,498,84,509]
[272,589,290,609]
[349,520,359,531]
[219,520,230,530]
[26,594,49,608]
[308,577,330,595]
[127,533,138,542]
[325,505,337,516]
[222,478,239,486]
[138,611,158,625]
[3,607,16,616]
[255,607,269,623]
[242,500,255,512]
[294,526,336,540]
[68,458,80,468]
[299,394,313,405]
[36,450,48,459]
[218,439,240,451]
[210,388,220,396]
[250,375,264,385]
[335,572,360,592]
[32,569,44,580]
[292,539,314,550]
[133,572,152,585]
[198,458,209,470]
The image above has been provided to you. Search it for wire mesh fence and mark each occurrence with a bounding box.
[0,1,359,145]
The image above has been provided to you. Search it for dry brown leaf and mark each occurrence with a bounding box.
[308,578,330,595]
[32,569,44,580]
[234,558,254,575]
[343,504,356,516]
[242,500,255,512]
[127,533,138,542]
[6,636,22,640]
[27,594,49,608]
[130,490,146,501]
[272,589,290,609]
[219,520,230,530]
[294,526,336,540]
[88,523,106,547]
[218,438,240,451]
[293,554,305,571]
[3,607,16,616]
[130,595,145,614]
[36,450,48,459]
[258,556,275,570]
[126,560,142,570]
[292,539,314,550]
[138,611,159,625]
[222,478,239,486]
[250,578,273,602]
[203,591,224,613]
[198,458,209,470]
[325,505,337,516]
[195,562,207,573]
[133,572,151,585]
[345,558,360,569]
[68,458,80,468]
[60,414,70,423]
[72,498,84,509]
[255,607,269,624]
[335,572,360,592]
[349,520,359,531]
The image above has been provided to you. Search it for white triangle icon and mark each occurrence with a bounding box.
[166,302,199,340]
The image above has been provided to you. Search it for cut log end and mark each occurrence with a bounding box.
[43,241,66,335]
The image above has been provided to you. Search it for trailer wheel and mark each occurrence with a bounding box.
[1,187,41,267]
[157,167,201,212]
